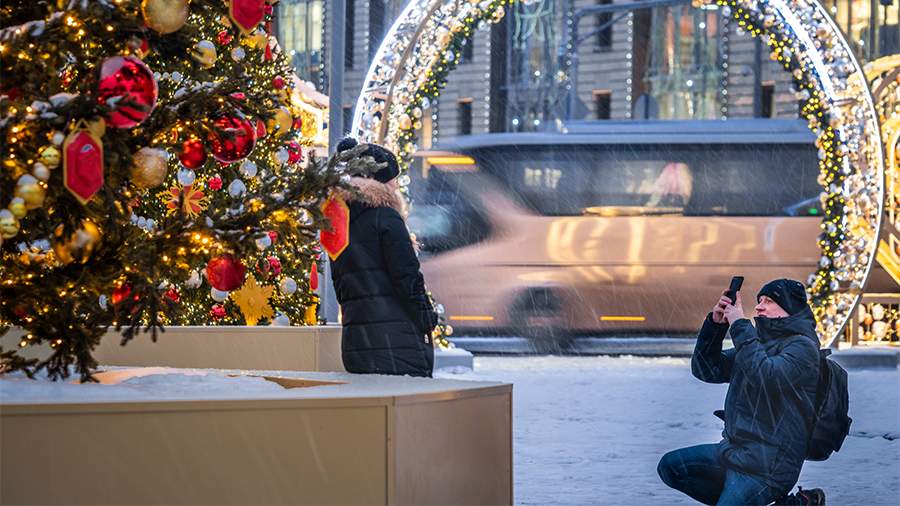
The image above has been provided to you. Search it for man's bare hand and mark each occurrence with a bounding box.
[723,291,745,325]
[711,290,731,324]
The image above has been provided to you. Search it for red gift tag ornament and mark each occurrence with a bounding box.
[96,56,158,129]
[310,261,319,291]
[320,195,350,261]
[229,0,266,35]
[63,120,104,204]
[206,254,246,291]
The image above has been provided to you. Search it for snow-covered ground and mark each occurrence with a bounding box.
[437,356,900,506]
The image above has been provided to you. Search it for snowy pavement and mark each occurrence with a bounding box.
[438,356,900,506]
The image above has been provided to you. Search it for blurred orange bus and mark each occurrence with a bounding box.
[408,120,826,342]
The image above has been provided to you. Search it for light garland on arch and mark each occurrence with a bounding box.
[351,0,512,173]
[354,0,885,346]
[702,0,884,345]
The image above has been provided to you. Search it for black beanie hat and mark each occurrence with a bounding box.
[757,278,809,316]
[336,137,400,184]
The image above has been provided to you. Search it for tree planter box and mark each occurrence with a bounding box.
[4,326,474,373]
[1,369,513,505]
[93,325,345,372]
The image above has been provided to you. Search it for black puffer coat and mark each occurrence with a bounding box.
[329,177,438,377]
[692,308,820,491]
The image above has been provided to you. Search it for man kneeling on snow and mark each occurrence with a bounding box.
[657,279,825,505]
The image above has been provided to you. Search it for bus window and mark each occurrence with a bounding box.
[407,170,491,256]
[468,143,821,217]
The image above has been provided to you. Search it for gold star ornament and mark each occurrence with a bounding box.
[232,275,274,326]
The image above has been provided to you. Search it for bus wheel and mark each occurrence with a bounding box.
[509,288,573,354]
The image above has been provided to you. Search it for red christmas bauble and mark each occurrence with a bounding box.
[255,119,267,139]
[179,138,207,169]
[218,30,233,45]
[206,254,246,291]
[207,115,256,163]
[164,288,180,304]
[111,283,133,305]
[208,175,223,190]
[267,230,278,243]
[292,116,303,130]
[267,256,282,276]
[287,141,303,164]
[272,76,285,89]
[210,304,227,320]
[97,56,158,129]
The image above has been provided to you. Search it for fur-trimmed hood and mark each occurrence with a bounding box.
[336,176,407,218]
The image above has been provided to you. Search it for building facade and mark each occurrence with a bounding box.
[274,0,899,142]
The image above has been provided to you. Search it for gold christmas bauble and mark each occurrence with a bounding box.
[0,210,20,239]
[39,145,61,169]
[8,197,27,218]
[192,40,217,68]
[398,114,412,130]
[267,106,293,137]
[53,220,101,265]
[130,147,169,189]
[142,0,190,34]
[242,30,269,49]
[15,181,46,210]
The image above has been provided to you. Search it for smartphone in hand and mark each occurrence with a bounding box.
[725,276,744,305]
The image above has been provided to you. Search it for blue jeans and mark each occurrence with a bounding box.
[658,444,784,506]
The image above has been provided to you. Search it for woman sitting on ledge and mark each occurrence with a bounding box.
[329,137,438,378]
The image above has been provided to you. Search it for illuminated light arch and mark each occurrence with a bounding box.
[351,0,885,346]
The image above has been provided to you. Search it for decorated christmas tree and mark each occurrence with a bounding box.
[0,0,344,381]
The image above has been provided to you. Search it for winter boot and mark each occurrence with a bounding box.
[773,487,826,506]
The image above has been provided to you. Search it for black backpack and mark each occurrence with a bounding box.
[806,349,852,461]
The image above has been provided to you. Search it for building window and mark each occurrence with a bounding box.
[461,32,475,63]
[761,81,775,118]
[831,0,900,61]
[369,0,385,61]
[275,0,324,86]
[344,0,355,69]
[645,5,724,119]
[342,105,353,134]
[459,99,473,135]
[593,90,612,119]
[596,0,613,51]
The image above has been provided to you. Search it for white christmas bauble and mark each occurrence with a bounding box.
[186,270,202,288]
[228,179,247,198]
[255,234,272,250]
[177,168,196,186]
[99,294,108,309]
[239,160,258,178]
[231,47,246,61]
[274,147,290,165]
[51,131,65,146]
[17,174,37,187]
[211,288,229,302]
[279,277,297,295]
[271,313,291,326]
[32,163,50,181]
